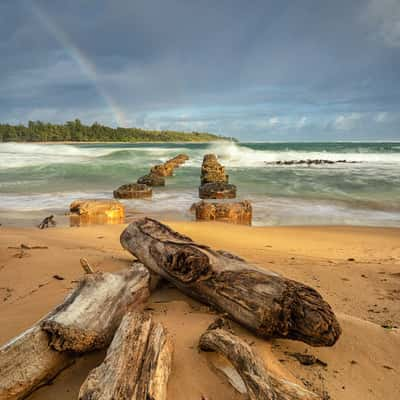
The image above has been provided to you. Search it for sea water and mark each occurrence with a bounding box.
[0,141,399,226]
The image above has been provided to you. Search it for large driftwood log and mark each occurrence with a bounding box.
[120,218,341,346]
[199,325,319,400]
[0,325,74,400]
[79,312,173,400]
[42,264,150,352]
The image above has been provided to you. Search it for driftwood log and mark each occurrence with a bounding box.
[199,324,319,400]
[120,218,341,346]
[0,325,74,400]
[0,265,150,399]
[79,312,172,400]
[41,264,150,352]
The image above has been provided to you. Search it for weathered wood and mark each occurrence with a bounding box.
[120,218,341,346]
[79,312,173,400]
[0,325,74,400]
[199,326,319,400]
[80,257,95,274]
[41,264,150,352]
[38,215,56,229]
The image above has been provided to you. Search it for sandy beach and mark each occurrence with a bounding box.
[0,221,399,399]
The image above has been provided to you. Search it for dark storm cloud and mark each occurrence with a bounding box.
[0,0,399,139]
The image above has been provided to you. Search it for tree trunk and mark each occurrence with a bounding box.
[199,326,319,400]
[120,218,341,347]
[0,324,74,400]
[79,312,173,400]
[41,264,150,353]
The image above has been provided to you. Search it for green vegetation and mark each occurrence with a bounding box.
[0,120,234,142]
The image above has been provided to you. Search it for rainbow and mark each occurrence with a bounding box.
[31,3,127,127]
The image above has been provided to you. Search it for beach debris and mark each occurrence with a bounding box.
[199,182,237,199]
[137,173,165,187]
[52,274,65,281]
[0,287,13,302]
[288,353,328,367]
[121,218,341,346]
[8,244,48,250]
[113,183,152,199]
[192,200,252,225]
[0,324,75,400]
[41,265,150,352]
[199,322,319,399]
[69,199,125,224]
[38,215,56,229]
[80,257,95,274]
[13,249,30,259]
[78,312,173,400]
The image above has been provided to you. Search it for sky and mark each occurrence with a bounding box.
[0,0,399,141]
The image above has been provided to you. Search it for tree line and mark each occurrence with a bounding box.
[0,120,233,142]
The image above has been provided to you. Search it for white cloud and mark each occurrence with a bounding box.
[334,113,363,130]
[296,116,307,128]
[268,117,279,126]
[363,0,400,47]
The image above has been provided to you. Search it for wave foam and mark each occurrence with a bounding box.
[206,142,400,167]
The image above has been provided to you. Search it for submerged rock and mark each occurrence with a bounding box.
[151,164,174,177]
[192,200,252,225]
[166,154,189,168]
[266,159,360,166]
[199,183,237,199]
[113,183,152,199]
[137,173,165,187]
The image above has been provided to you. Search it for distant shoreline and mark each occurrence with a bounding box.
[2,140,232,145]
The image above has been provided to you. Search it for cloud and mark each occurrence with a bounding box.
[0,1,399,140]
[363,0,400,47]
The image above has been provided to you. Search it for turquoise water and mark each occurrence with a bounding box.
[0,141,400,226]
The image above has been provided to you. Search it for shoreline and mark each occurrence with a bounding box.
[0,221,399,399]
[1,140,232,145]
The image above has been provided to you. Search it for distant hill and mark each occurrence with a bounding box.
[0,120,235,142]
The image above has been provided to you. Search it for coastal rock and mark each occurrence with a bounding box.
[113,183,152,199]
[202,154,218,165]
[137,173,165,187]
[199,183,237,199]
[201,153,229,185]
[151,164,174,177]
[166,154,189,167]
[192,200,252,225]
[267,159,360,166]
[70,199,125,223]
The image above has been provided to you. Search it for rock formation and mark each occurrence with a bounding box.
[70,199,125,224]
[137,173,165,187]
[151,164,175,177]
[192,200,252,225]
[266,159,360,166]
[200,154,228,185]
[199,182,237,199]
[113,183,152,199]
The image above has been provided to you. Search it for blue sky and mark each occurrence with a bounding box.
[0,0,399,140]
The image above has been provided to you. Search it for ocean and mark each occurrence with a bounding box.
[0,141,400,226]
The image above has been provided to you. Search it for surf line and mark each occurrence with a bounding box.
[31,2,127,127]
